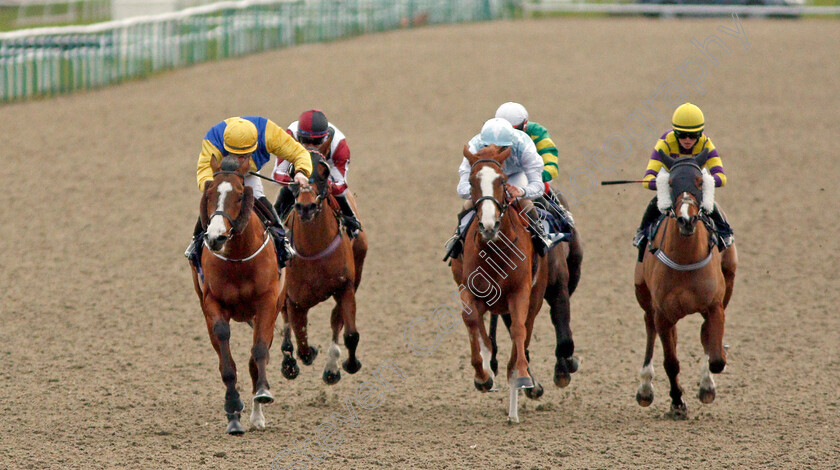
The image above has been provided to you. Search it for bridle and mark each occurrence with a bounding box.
[471,159,510,217]
[207,170,250,237]
[293,161,331,218]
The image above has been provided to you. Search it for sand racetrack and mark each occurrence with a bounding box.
[2,16,839,469]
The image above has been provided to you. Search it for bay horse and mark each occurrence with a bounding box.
[278,150,367,385]
[450,144,548,423]
[634,149,738,419]
[488,189,583,390]
[190,155,282,435]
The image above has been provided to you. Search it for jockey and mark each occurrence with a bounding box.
[185,116,312,270]
[633,103,734,261]
[273,109,362,238]
[495,102,560,185]
[443,118,553,261]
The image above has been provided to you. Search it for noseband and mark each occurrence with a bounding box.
[471,159,510,216]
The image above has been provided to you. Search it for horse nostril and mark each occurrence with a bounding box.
[493,221,500,231]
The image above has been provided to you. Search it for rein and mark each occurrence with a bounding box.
[203,229,272,263]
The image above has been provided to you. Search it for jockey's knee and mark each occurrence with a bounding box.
[462,199,474,211]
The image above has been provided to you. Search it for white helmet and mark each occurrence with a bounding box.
[495,102,529,128]
[480,118,515,147]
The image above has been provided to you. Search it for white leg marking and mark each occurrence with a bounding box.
[477,167,500,231]
[325,341,341,373]
[250,399,265,430]
[699,355,715,392]
[637,363,654,399]
[508,376,520,423]
[206,182,233,240]
[478,337,495,385]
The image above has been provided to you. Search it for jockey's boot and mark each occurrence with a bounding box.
[524,206,551,257]
[708,203,734,250]
[274,186,295,221]
[634,196,662,262]
[335,194,363,239]
[184,216,204,270]
[443,208,473,262]
[257,196,293,268]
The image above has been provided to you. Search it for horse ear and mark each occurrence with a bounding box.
[498,146,512,164]
[210,154,221,173]
[463,145,478,164]
[236,155,251,174]
[694,149,710,168]
[657,149,675,170]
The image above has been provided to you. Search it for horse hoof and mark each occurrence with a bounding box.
[490,358,498,376]
[636,386,654,407]
[474,376,494,392]
[698,388,716,404]
[299,346,319,366]
[323,369,341,385]
[254,388,274,404]
[554,362,572,388]
[664,403,688,420]
[342,358,362,374]
[225,416,246,435]
[513,376,534,390]
[524,382,544,400]
[282,356,299,380]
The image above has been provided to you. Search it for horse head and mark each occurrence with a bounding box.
[294,150,331,222]
[464,144,512,242]
[202,155,255,252]
[656,149,715,237]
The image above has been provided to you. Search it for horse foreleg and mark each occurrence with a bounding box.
[507,288,533,390]
[335,283,362,375]
[565,231,583,297]
[323,301,344,385]
[203,311,244,435]
[288,301,318,367]
[699,303,727,404]
[657,317,686,419]
[352,231,368,290]
[635,278,656,407]
[488,314,499,376]
[463,305,494,392]
[248,296,279,430]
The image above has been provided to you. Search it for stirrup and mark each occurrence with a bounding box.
[443,234,463,261]
[632,231,645,247]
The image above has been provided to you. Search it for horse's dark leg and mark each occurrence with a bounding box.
[336,284,362,375]
[657,318,686,419]
[204,314,244,435]
[322,301,344,385]
[565,231,583,297]
[280,324,299,380]
[289,302,318,366]
[545,276,576,388]
[488,314,499,376]
[698,303,727,404]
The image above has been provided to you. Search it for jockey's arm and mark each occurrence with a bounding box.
[196,140,224,191]
[642,144,667,191]
[700,138,726,187]
[518,139,547,200]
[456,157,472,199]
[528,122,559,182]
[264,119,312,177]
[328,140,351,195]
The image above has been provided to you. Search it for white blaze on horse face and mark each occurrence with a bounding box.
[477,167,501,230]
[207,182,233,240]
[679,193,692,220]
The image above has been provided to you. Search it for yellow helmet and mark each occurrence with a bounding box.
[223,117,258,154]
[671,103,704,133]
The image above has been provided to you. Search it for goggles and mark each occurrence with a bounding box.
[674,130,702,140]
[298,130,328,146]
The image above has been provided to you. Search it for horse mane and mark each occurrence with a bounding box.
[231,186,255,234]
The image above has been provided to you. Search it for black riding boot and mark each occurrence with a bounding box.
[707,204,734,250]
[443,208,473,262]
[334,194,363,238]
[256,196,292,268]
[524,205,551,257]
[634,196,662,262]
[184,216,204,269]
[273,186,295,222]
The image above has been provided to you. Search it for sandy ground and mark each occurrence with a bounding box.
[1,16,839,470]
